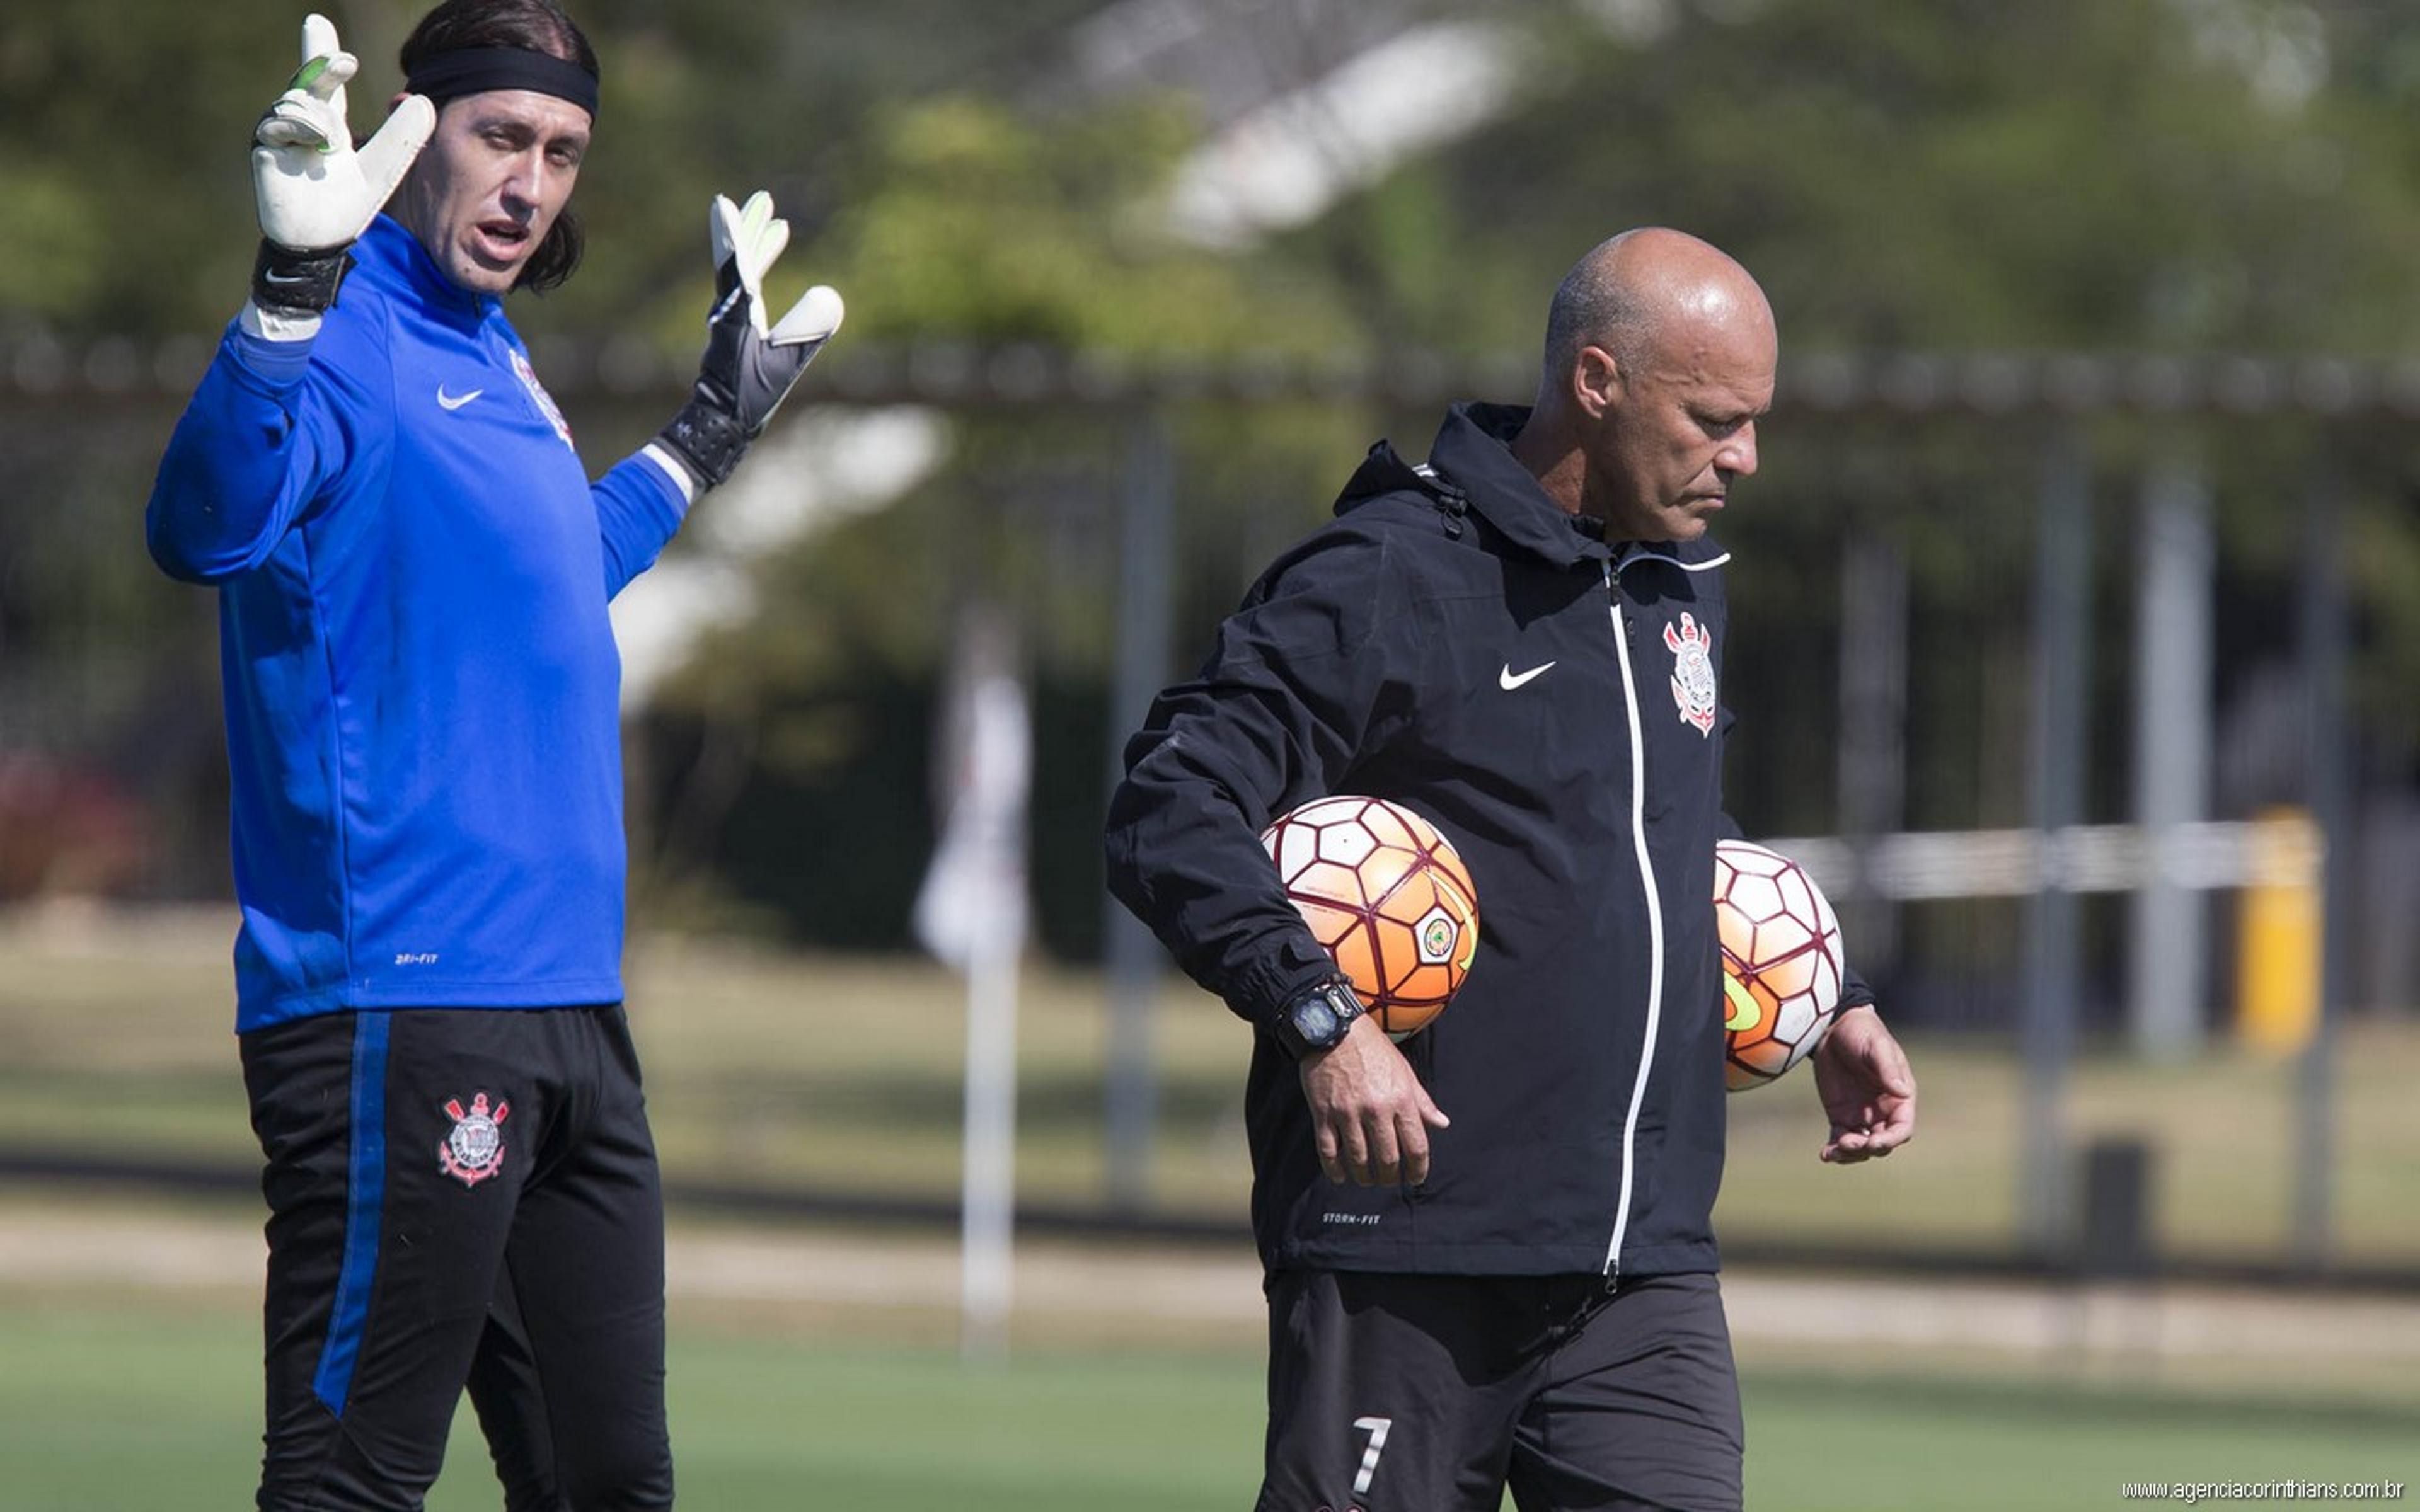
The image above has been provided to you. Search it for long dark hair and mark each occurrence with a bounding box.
[399,0,600,294]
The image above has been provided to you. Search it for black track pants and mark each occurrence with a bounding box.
[242,1005,672,1511]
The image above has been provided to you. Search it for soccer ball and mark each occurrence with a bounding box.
[1714,839,1845,1092]
[1259,796,1478,1038]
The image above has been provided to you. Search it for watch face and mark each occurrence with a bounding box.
[1293,999,1340,1045]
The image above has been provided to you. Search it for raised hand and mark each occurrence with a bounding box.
[652,190,845,491]
[249,13,433,316]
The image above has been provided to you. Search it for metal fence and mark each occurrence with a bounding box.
[3,334,2414,1280]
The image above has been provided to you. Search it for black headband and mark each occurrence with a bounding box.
[405,47,599,120]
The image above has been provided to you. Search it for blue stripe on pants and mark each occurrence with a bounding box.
[312,1011,390,1414]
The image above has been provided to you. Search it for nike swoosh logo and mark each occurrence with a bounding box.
[436,387,484,411]
[1499,660,1556,691]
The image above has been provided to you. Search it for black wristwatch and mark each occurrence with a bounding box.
[1272,978,1364,1060]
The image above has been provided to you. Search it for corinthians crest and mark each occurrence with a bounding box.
[1663,612,1718,737]
[510,348,575,450]
[439,1092,510,1188]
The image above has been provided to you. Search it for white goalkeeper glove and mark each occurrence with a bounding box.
[248,13,434,323]
[652,191,845,491]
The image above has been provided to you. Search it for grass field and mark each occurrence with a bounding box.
[3,1292,2413,1511]
[4,907,2416,1271]
[2,908,2416,1508]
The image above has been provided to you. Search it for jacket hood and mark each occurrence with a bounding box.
[1336,401,1611,568]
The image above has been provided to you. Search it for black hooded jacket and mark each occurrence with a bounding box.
[1106,402,1864,1278]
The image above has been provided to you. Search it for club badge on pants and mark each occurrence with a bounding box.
[439,1092,510,1188]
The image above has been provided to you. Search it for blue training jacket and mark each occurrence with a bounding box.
[148,215,691,1030]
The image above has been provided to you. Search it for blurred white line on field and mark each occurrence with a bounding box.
[4,1204,2417,1373]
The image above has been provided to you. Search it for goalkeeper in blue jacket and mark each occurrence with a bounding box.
[146,2,841,1505]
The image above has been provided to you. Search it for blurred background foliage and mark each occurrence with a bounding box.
[18,0,2420,361]
[4,0,2417,1007]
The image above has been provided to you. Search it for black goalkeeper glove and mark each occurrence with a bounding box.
[652,191,845,491]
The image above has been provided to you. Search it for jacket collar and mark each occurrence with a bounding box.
[1332,402,1611,566]
[354,215,500,331]
[1425,402,1612,567]
[1335,402,1731,573]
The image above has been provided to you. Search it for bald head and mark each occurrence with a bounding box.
[1513,228,1777,542]
[1540,228,1774,396]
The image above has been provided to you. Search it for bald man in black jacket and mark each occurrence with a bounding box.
[1106,229,1916,1512]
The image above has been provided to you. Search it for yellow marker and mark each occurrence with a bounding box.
[2237,808,2321,1055]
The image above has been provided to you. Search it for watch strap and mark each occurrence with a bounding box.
[1273,977,1364,1060]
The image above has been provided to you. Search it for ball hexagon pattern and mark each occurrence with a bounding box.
[1260,796,1479,1039]
[1714,839,1847,1091]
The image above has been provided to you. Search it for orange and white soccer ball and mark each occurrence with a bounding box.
[1714,839,1846,1091]
[1259,796,1479,1039]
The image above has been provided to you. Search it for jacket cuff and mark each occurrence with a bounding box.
[228,313,318,383]
[1226,936,1346,1029]
[637,442,700,505]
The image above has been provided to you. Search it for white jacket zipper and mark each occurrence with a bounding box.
[1601,558,1668,1286]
